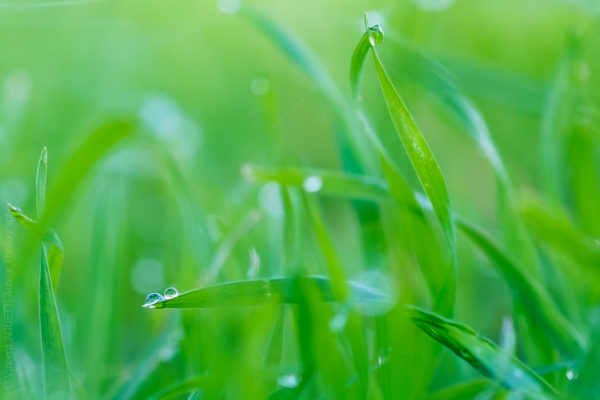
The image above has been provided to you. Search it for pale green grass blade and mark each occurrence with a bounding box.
[143,276,393,310]
[39,241,70,399]
[244,164,388,202]
[36,146,47,218]
[407,306,559,398]
[349,19,371,100]
[456,218,586,357]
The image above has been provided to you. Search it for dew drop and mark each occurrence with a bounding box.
[566,369,576,380]
[277,374,299,388]
[164,287,179,299]
[367,24,384,47]
[143,292,164,308]
[303,175,322,193]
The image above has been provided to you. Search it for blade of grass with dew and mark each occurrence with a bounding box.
[407,306,560,398]
[456,218,586,357]
[358,24,455,258]
[145,276,393,311]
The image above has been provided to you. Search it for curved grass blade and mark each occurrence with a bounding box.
[352,25,455,256]
[407,306,559,398]
[143,276,393,310]
[456,218,586,357]
[243,164,388,202]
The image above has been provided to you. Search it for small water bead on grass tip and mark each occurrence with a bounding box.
[143,292,164,308]
[164,287,179,299]
[367,24,384,47]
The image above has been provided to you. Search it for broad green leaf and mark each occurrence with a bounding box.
[143,276,393,310]
[456,218,586,357]
[407,306,559,398]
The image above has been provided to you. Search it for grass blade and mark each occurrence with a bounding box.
[243,164,388,202]
[407,306,559,398]
[8,204,64,287]
[39,248,70,399]
[456,218,586,357]
[143,276,393,310]
[359,27,455,255]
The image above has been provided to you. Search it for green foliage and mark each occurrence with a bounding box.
[1,2,599,399]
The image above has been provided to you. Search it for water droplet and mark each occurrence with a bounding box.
[566,369,577,380]
[217,0,240,14]
[367,24,384,47]
[303,175,322,193]
[277,374,299,388]
[164,287,179,299]
[250,77,270,96]
[143,292,164,308]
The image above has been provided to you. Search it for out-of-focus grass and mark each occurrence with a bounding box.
[1,0,599,399]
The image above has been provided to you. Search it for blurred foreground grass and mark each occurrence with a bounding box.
[1,0,600,398]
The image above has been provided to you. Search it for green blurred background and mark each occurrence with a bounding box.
[0,0,598,398]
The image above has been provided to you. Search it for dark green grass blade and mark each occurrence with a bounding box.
[407,306,559,398]
[456,218,586,357]
[368,35,455,256]
[144,276,393,310]
[40,245,70,399]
